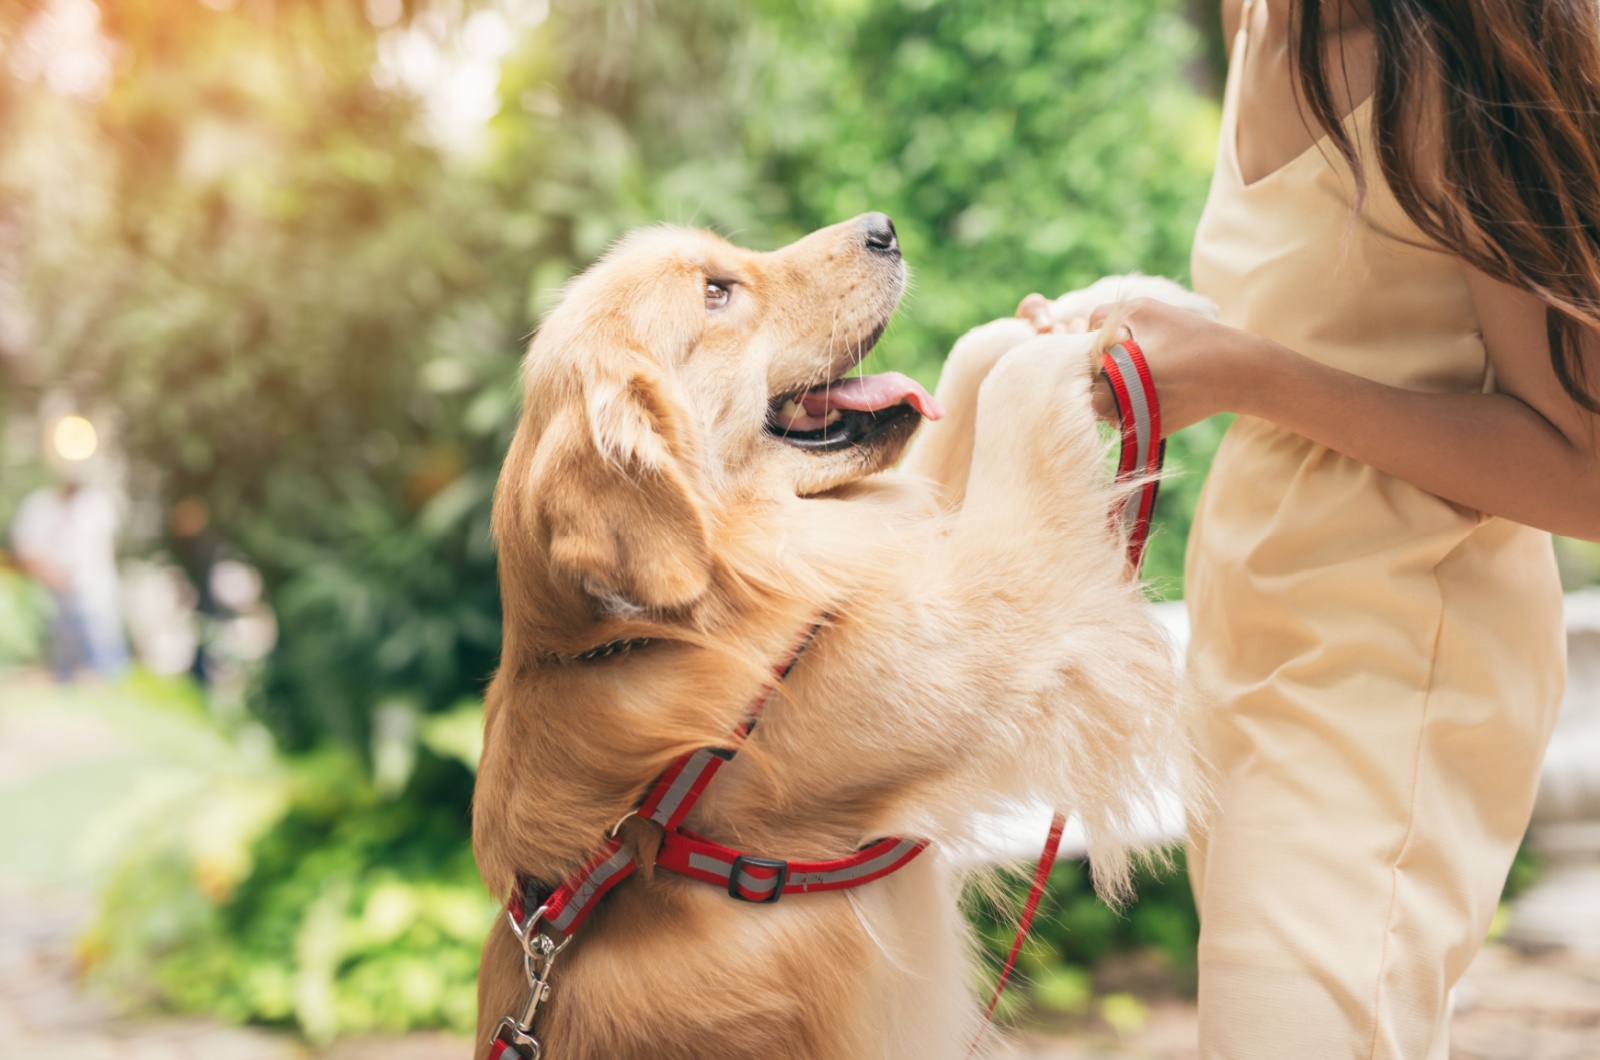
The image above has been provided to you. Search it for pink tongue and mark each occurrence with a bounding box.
[799,372,945,420]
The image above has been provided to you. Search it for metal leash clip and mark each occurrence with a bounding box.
[491,906,571,1060]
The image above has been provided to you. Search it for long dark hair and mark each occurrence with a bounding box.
[1293,0,1600,412]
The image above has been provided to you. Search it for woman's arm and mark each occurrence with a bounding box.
[1086,282,1600,541]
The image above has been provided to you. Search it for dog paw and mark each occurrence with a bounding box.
[978,333,1101,449]
[1050,274,1217,325]
[938,316,1038,392]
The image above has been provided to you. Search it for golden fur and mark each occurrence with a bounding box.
[473,216,1194,1059]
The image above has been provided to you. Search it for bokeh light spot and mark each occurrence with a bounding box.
[365,0,403,29]
[52,415,98,461]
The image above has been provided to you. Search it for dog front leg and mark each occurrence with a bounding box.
[900,317,1037,507]
[956,331,1117,541]
[932,333,1185,894]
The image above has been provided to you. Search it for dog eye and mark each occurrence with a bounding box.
[704,280,731,312]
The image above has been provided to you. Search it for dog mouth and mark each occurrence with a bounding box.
[765,370,945,450]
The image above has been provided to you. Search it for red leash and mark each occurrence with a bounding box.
[974,337,1164,1045]
[1104,337,1166,571]
[980,813,1068,1023]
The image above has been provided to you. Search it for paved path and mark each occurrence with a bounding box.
[1010,942,1600,1058]
[3,670,1599,1059]
[0,673,474,1060]
[0,886,467,1060]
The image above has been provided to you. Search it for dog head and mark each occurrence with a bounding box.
[496,214,939,638]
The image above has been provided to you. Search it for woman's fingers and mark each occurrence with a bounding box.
[1088,300,1145,423]
[1016,292,1067,334]
[1090,373,1119,424]
[1016,292,1050,320]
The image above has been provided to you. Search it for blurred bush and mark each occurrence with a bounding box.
[1557,537,1600,590]
[970,853,1200,1022]
[3,0,516,749]
[82,702,491,1041]
[0,563,50,668]
[2,0,1220,1039]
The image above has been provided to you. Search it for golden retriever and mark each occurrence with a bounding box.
[473,214,1192,1060]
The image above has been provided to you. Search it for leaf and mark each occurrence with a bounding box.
[419,701,485,774]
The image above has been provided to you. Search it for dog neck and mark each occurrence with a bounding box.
[549,637,656,664]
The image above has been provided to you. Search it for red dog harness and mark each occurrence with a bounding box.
[491,339,1163,1060]
[491,623,930,1060]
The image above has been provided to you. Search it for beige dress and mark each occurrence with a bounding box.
[1184,5,1567,1058]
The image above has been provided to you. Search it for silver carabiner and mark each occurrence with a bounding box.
[492,1015,543,1060]
[492,906,570,1060]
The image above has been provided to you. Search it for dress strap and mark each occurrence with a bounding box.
[1240,0,1260,41]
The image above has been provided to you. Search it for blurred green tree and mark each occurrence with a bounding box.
[3,0,520,748]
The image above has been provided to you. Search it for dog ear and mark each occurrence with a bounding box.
[533,368,714,614]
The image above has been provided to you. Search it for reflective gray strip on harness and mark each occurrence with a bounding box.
[786,838,925,889]
[1103,339,1153,540]
[643,747,724,830]
[657,832,930,902]
[541,841,637,934]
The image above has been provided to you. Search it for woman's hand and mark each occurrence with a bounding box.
[1088,297,1259,434]
[1016,292,1090,335]
[1026,284,1600,539]
[1016,293,1261,435]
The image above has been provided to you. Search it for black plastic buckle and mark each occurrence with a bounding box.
[727,854,789,903]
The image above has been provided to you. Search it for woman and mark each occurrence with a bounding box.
[1024,0,1600,1055]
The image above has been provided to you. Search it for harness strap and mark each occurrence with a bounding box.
[636,623,818,833]
[509,621,912,943]
[630,618,819,832]
[981,813,1067,1023]
[656,830,930,903]
[510,837,635,939]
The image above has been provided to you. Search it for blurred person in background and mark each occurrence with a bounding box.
[9,475,129,682]
[170,495,222,687]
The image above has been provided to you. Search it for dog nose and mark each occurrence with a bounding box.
[864,213,899,256]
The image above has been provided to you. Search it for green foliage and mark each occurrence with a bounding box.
[1502,841,1542,903]
[0,565,50,668]
[3,1,521,749]
[1556,536,1600,590]
[969,852,1200,1019]
[747,0,1220,375]
[87,726,491,1041]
